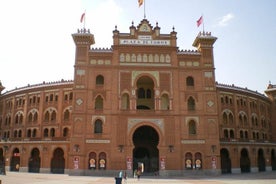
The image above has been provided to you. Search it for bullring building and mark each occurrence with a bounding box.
[0,19,276,176]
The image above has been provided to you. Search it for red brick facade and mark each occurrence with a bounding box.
[0,19,275,176]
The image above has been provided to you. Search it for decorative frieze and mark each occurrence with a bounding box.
[128,118,164,133]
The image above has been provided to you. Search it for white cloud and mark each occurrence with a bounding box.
[217,13,235,27]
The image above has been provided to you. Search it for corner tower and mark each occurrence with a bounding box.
[70,28,95,174]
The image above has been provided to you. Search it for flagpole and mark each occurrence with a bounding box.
[144,0,146,19]
[84,10,86,29]
[202,14,205,33]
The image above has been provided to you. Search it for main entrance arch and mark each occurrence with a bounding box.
[132,125,159,174]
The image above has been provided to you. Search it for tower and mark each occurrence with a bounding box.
[70,28,95,174]
[192,32,220,171]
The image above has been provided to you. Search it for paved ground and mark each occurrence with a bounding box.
[0,171,276,184]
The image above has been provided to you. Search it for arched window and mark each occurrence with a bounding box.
[94,119,103,134]
[51,111,56,122]
[18,130,22,137]
[32,129,37,137]
[50,128,55,137]
[44,128,49,137]
[229,113,234,124]
[223,112,227,124]
[194,152,202,169]
[240,130,244,139]
[95,96,103,110]
[188,120,196,135]
[13,130,17,138]
[98,152,106,170]
[28,113,33,123]
[64,109,70,121]
[186,76,194,87]
[33,112,38,122]
[44,111,50,122]
[161,94,170,110]
[138,88,145,98]
[230,129,235,138]
[224,129,228,138]
[96,75,104,85]
[146,89,151,98]
[121,93,130,110]
[63,127,69,137]
[188,97,195,111]
[27,129,32,138]
[69,92,73,100]
[89,152,97,170]
[185,152,193,169]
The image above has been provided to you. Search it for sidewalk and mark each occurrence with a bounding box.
[0,171,276,184]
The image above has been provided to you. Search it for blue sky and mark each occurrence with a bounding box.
[0,0,275,94]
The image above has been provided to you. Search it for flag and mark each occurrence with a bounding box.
[197,16,203,27]
[80,12,85,23]
[138,0,143,7]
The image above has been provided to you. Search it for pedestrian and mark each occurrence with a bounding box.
[123,171,127,184]
[137,169,141,181]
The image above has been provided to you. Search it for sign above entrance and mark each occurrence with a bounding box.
[119,39,170,46]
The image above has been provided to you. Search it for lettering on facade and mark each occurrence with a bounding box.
[181,140,206,144]
[86,139,110,143]
[119,39,170,46]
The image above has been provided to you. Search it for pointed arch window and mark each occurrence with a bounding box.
[44,128,49,137]
[95,96,103,110]
[96,75,104,85]
[64,109,70,121]
[186,76,194,87]
[188,120,197,135]
[121,93,130,110]
[50,128,55,137]
[44,111,50,122]
[188,97,195,111]
[51,111,57,122]
[223,129,228,138]
[63,127,69,137]
[27,129,32,138]
[94,119,103,134]
[161,94,170,110]
[32,129,37,137]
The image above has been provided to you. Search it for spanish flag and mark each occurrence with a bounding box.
[138,0,143,7]
[80,12,85,23]
[197,16,203,27]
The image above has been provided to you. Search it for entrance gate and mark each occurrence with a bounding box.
[132,125,159,174]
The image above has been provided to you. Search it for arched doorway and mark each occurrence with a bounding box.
[28,148,41,173]
[51,148,65,174]
[10,148,20,171]
[272,149,276,170]
[257,149,266,172]
[220,148,231,174]
[240,148,250,173]
[0,148,5,174]
[132,125,159,174]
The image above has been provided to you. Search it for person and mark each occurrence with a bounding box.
[137,168,141,181]
[119,170,123,178]
[123,171,127,184]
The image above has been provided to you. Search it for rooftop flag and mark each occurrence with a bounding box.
[197,16,203,27]
[80,12,85,23]
[138,0,143,7]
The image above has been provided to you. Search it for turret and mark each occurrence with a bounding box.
[72,28,95,65]
[0,81,5,94]
[193,31,217,66]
